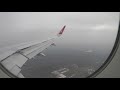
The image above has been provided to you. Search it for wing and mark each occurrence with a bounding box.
[0,26,66,78]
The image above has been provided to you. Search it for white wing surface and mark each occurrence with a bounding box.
[0,26,66,78]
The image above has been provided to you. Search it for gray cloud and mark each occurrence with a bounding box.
[0,12,119,50]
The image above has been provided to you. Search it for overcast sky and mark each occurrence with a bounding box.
[0,12,119,31]
[0,12,119,50]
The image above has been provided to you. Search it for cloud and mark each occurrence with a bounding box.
[85,50,93,53]
[91,24,118,31]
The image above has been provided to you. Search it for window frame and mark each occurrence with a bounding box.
[87,16,120,78]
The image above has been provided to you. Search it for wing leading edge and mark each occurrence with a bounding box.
[0,26,66,78]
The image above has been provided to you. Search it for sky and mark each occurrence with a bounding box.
[0,12,119,51]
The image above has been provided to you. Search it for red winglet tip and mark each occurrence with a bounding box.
[59,25,66,35]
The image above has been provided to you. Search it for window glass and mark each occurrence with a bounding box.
[0,12,119,78]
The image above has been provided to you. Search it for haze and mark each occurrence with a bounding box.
[0,12,119,78]
[0,12,119,49]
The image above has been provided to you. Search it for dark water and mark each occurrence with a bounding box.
[21,44,111,78]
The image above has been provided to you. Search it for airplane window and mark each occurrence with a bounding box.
[0,12,119,78]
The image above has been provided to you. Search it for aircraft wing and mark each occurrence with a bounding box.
[0,26,66,78]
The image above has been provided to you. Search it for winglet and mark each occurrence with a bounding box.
[57,25,66,37]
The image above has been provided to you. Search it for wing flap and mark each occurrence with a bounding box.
[1,53,28,78]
